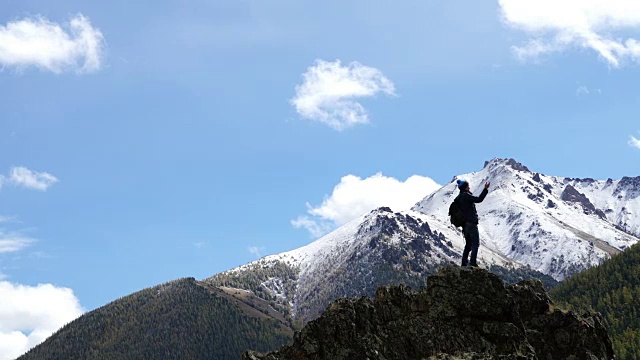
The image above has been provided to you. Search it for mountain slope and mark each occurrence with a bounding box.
[550,241,640,359]
[19,278,293,360]
[413,158,640,279]
[209,158,639,327]
[207,206,554,325]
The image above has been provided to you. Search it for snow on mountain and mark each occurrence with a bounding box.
[210,207,535,324]
[208,157,638,325]
[413,158,640,280]
[562,175,640,238]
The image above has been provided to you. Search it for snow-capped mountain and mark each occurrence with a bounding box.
[413,158,639,279]
[207,207,540,325]
[206,158,639,325]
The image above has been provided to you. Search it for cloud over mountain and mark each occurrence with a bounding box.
[293,173,440,237]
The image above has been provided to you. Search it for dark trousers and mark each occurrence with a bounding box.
[462,223,480,266]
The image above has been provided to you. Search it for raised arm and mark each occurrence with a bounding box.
[465,188,489,203]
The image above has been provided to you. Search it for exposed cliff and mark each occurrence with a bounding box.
[245,266,614,360]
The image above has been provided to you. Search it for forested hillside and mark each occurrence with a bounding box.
[551,242,640,359]
[19,278,292,360]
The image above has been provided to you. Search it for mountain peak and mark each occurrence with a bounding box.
[618,175,640,192]
[483,157,531,173]
[413,157,640,280]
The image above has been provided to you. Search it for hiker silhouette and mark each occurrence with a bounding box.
[453,180,490,267]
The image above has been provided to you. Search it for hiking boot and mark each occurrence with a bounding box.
[469,262,479,268]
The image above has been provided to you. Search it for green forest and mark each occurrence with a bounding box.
[551,242,640,359]
[18,278,292,360]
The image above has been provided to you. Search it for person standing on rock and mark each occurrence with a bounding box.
[454,179,490,267]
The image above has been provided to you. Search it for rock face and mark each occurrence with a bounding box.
[561,184,607,219]
[244,266,614,360]
[614,176,640,199]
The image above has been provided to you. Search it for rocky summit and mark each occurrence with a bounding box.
[243,266,614,360]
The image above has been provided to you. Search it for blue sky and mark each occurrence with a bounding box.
[1,0,640,357]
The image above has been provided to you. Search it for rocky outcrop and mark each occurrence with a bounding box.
[505,158,531,173]
[614,176,640,199]
[483,158,531,173]
[561,184,606,219]
[244,266,613,360]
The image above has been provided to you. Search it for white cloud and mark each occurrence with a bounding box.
[0,14,105,73]
[290,59,396,131]
[293,173,440,237]
[248,246,266,258]
[291,216,334,239]
[0,281,83,360]
[0,165,71,359]
[8,167,59,191]
[575,85,602,96]
[576,86,589,96]
[0,216,15,223]
[630,135,640,149]
[499,0,640,67]
[0,232,34,254]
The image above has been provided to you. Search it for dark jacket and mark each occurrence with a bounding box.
[454,188,488,224]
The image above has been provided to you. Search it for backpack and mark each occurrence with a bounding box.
[448,200,466,228]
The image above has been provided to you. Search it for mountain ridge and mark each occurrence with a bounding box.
[206,206,554,324]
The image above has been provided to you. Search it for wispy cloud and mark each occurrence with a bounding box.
[0,14,105,73]
[293,173,440,238]
[291,216,333,239]
[0,163,71,359]
[248,246,265,258]
[0,281,84,359]
[576,86,589,96]
[192,241,206,249]
[575,85,601,96]
[499,0,640,67]
[0,232,35,254]
[0,216,17,224]
[28,251,54,260]
[629,135,640,149]
[8,167,58,191]
[290,59,396,131]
